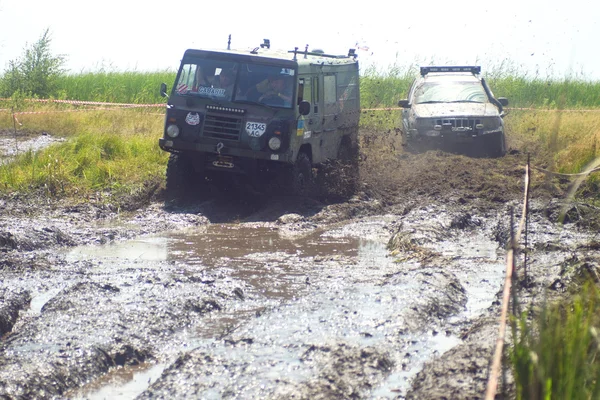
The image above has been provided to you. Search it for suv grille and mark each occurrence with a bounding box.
[203,113,242,141]
[436,118,481,132]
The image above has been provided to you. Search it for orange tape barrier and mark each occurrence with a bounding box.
[362,107,600,112]
[1,98,598,114]
[10,107,159,116]
[0,98,165,108]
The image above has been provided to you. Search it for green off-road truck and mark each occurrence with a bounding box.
[159,39,360,199]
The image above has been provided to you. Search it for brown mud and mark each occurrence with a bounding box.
[1,129,600,399]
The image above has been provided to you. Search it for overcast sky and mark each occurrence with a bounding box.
[0,0,598,79]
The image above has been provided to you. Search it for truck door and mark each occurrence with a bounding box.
[304,75,322,136]
[321,74,339,159]
[323,74,338,133]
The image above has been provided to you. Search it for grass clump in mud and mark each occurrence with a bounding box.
[511,282,600,400]
[0,111,167,204]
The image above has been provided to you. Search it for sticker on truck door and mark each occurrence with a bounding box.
[246,122,267,137]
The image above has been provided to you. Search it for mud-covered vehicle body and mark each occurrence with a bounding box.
[159,41,360,197]
[398,66,508,157]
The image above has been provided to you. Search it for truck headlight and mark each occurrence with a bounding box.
[268,137,281,151]
[166,124,180,138]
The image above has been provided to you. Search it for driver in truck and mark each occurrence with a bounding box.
[253,74,293,106]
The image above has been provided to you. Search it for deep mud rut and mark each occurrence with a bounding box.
[2,131,600,399]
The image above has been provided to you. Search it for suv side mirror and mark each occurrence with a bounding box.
[497,97,508,106]
[160,83,168,98]
[398,99,410,108]
[298,100,311,116]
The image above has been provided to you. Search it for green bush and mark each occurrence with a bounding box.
[0,28,66,98]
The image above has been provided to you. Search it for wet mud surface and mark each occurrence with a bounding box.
[2,131,600,399]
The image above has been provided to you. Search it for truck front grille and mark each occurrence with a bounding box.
[203,113,242,141]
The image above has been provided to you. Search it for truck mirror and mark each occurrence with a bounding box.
[160,83,168,98]
[299,100,311,116]
[398,99,410,108]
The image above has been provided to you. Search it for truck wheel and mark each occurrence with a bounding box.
[335,139,359,197]
[165,153,197,201]
[290,152,315,196]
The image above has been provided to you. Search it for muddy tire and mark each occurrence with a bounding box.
[482,132,506,158]
[165,153,199,201]
[404,137,428,154]
[321,139,359,201]
[288,152,315,197]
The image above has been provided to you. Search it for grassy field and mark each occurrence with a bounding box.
[0,108,167,201]
[1,69,600,197]
[53,70,173,104]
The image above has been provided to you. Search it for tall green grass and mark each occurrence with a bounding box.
[3,68,598,109]
[511,283,600,400]
[0,130,167,198]
[54,70,175,104]
[359,66,600,109]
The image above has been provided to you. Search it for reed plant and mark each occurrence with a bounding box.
[510,283,600,400]
[55,70,175,104]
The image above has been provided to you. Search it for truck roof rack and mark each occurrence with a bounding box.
[289,47,354,60]
[420,66,481,76]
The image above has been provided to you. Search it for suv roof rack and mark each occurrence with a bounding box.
[420,66,481,76]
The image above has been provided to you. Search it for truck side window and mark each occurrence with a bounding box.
[324,75,336,105]
[312,77,319,114]
[298,78,305,104]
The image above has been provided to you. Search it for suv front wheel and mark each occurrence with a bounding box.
[481,132,506,158]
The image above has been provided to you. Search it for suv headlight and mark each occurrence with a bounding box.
[481,118,503,134]
[166,124,180,138]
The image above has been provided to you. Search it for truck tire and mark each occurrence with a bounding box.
[334,139,359,198]
[165,153,197,201]
[289,152,315,196]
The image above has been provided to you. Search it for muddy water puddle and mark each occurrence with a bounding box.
[64,223,380,398]
[68,224,362,300]
[61,212,505,399]
[0,133,65,164]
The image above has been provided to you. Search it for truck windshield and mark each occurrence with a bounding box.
[175,60,238,101]
[175,59,295,109]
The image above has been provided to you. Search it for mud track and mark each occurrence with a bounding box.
[2,131,600,399]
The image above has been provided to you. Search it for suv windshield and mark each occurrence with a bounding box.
[414,81,488,104]
[174,59,295,109]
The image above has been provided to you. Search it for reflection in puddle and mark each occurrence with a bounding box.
[29,288,63,314]
[70,363,165,400]
[373,332,461,396]
[69,225,361,263]
[68,225,362,301]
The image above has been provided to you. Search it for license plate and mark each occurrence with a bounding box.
[212,156,234,169]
